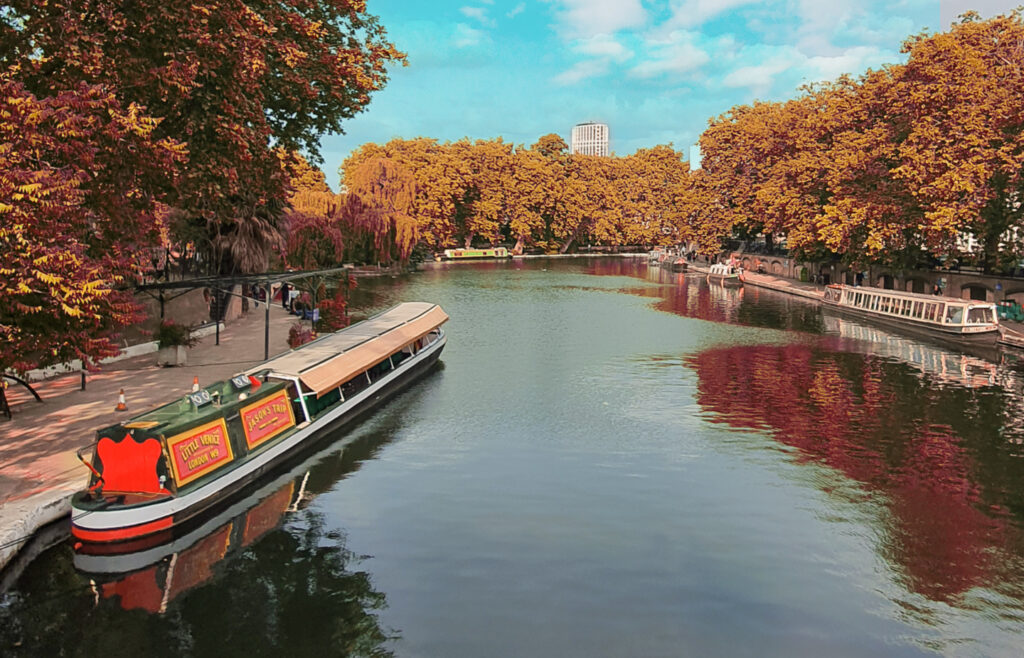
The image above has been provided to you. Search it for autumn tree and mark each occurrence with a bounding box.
[344,157,419,264]
[1,0,405,274]
[283,212,346,317]
[891,10,1024,272]
[0,76,183,374]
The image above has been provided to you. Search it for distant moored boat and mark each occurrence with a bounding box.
[442,247,512,260]
[821,284,999,344]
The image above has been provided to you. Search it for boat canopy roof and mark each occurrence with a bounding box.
[249,302,448,397]
[829,284,995,307]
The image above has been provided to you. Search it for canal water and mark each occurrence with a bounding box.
[4,258,1024,657]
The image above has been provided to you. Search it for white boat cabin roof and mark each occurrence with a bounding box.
[830,284,994,307]
[247,302,448,397]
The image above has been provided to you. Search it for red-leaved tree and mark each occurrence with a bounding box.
[0,76,184,373]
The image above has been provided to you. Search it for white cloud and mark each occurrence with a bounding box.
[666,0,760,28]
[508,2,526,18]
[721,57,796,92]
[628,31,710,78]
[553,59,612,85]
[575,34,633,62]
[454,23,486,48]
[460,6,496,27]
[940,0,1022,26]
[805,46,890,81]
[547,0,647,39]
[718,43,896,95]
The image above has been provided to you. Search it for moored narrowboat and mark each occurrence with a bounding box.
[821,284,999,344]
[707,263,742,286]
[441,247,511,260]
[71,302,448,545]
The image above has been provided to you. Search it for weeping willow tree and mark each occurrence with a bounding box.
[345,157,418,264]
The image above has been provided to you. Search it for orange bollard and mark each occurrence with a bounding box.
[191,376,199,393]
[115,388,128,411]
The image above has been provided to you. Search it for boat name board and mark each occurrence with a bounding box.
[240,390,296,449]
[165,418,235,486]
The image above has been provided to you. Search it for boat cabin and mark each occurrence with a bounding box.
[80,303,448,500]
[823,285,998,334]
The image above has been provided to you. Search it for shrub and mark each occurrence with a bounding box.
[155,320,199,348]
[288,322,315,348]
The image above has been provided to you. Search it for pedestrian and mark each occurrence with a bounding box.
[281,282,290,309]
[932,284,942,296]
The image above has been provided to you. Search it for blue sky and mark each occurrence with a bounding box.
[320,0,1021,189]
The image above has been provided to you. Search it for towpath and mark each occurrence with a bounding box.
[0,303,298,571]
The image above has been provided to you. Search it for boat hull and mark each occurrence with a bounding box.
[708,274,742,287]
[71,336,446,545]
[822,301,1000,347]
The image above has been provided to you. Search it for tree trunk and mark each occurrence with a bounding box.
[513,234,525,255]
[464,232,475,249]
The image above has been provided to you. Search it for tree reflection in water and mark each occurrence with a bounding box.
[686,343,1024,605]
[0,511,393,656]
[0,396,440,657]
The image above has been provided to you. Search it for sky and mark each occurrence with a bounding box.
[319,0,1022,189]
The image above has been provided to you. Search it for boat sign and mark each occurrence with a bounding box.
[240,390,296,449]
[165,418,234,486]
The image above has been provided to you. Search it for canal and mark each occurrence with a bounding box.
[4,257,1024,656]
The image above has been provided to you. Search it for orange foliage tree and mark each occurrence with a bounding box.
[0,76,184,373]
[1,0,405,275]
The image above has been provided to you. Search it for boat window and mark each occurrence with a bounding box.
[912,301,923,318]
[286,382,310,423]
[881,297,892,313]
[393,343,414,366]
[341,371,371,399]
[304,387,342,419]
[368,357,395,380]
[903,300,912,316]
[945,306,964,324]
[967,307,993,324]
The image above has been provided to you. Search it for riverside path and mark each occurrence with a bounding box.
[0,303,298,571]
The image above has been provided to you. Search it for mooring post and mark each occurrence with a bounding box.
[265,282,271,360]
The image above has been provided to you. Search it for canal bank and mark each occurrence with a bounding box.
[7,258,1024,656]
[0,304,297,572]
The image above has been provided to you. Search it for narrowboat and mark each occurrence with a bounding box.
[441,247,511,260]
[821,285,1000,344]
[707,263,742,286]
[71,302,448,545]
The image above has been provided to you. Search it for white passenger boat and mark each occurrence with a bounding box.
[821,285,999,344]
[71,302,448,545]
[707,262,742,286]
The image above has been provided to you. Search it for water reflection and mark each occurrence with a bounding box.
[585,259,828,333]
[687,342,1024,605]
[0,384,441,656]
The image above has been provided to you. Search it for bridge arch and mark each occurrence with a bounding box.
[961,282,992,301]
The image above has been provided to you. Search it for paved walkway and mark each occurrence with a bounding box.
[0,303,300,570]
[738,269,826,300]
